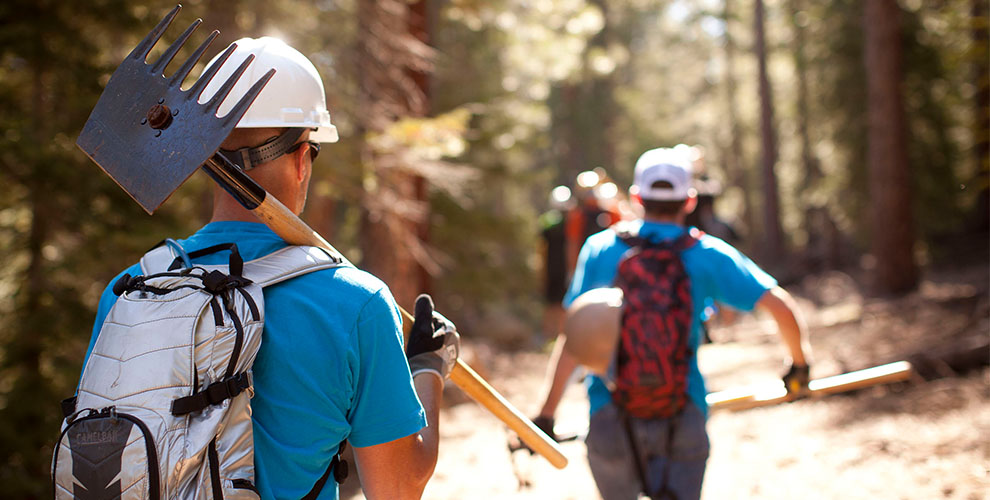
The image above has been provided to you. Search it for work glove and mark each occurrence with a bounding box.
[782,363,811,396]
[532,415,557,442]
[512,415,557,455]
[406,294,460,382]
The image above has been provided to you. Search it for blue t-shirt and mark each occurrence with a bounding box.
[563,220,776,418]
[84,221,427,499]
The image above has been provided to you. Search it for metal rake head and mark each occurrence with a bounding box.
[76,4,275,214]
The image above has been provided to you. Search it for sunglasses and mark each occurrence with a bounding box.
[286,140,320,161]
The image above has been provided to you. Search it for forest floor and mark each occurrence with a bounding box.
[343,257,989,500]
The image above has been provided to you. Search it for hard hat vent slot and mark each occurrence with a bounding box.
[281,108,305,122]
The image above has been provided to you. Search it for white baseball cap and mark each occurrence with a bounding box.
[631,145,696,201]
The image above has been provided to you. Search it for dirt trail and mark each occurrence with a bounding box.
[344,266,990,499]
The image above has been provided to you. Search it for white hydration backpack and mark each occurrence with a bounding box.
[53,242,344,499]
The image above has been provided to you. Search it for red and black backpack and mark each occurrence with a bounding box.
[612,228,701,419]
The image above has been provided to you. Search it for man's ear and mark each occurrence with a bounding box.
[683,193,698,215]
[293,145,310,183]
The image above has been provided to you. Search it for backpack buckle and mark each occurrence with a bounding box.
[171,373,252,416]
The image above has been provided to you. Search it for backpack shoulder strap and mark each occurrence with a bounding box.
[673,227,705,252]
[612,222,647,248]
[243,245,347,287]
[139,245,178,275]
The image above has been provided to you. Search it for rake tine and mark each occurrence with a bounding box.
[223,69,275,126]
[204,54,255,110]
[170,29,219,87]
[129,4,181,62]
[188,42,238,99]
[150,18,201,75]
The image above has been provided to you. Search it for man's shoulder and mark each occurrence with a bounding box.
[270,263,391,303]
[588,223,625,247]
[690,231,743,256]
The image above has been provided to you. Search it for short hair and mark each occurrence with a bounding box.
[640,181,688,216]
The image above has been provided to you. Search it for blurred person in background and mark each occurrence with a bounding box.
[534,145,812,500]
[539,185,576,342]
[565,169,624,275]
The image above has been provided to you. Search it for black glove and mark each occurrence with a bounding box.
[782,363,811,395]
[512,415,557,455]
[532,415,557,442]
[406,294,460,381]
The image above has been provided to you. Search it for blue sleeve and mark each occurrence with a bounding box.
[562,238,595,308]
[346,287,427,448]
[699,237,776,312]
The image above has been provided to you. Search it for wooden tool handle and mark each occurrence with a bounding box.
[254,195,348,261]
[247,182,568,468]
[706,361,914,412]
[397,308,569,469]
[450,359,569,469]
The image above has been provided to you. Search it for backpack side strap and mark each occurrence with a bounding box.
[171,372,252,416]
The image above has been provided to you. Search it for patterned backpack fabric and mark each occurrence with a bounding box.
[52,243,342,500]
[611,229,700,419]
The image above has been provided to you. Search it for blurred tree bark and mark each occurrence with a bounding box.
[972,0,989,231]
[790,0,822,205]
[864,0,917,293]
[754,0,784,261]
[356,0,433,308]
[790,0,827,269]
[408,0,433,297]
[549,0,617,182]
[722,0,754,243]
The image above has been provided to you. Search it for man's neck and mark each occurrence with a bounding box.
[211,209,261,224]
[211,190,267,224]
[641,214,684,225]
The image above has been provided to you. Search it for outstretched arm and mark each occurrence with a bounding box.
[537,333,580,420]
[755,286,811,367]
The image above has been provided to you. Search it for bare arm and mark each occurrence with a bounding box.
[353,373,443,500]
[755,286,811,366]
[537,334,580,419]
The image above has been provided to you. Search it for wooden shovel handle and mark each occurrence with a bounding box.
[252,186,569,469]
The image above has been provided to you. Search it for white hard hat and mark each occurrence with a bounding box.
[561,287,623,376]
[201,37,338,143]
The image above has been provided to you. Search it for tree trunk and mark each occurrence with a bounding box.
[972,0,989,231]
[722,0,754,243]
[754,0,784,261]
[790,0,827,269]
[356,0,431,308]
[408,0,433,297]
[863,0,917,293]
[790,0,821,199]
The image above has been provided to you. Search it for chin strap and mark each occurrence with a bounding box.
[219,127,306,171]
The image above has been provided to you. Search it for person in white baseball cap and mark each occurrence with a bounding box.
[630,145,698,202]
[534,144,811,500]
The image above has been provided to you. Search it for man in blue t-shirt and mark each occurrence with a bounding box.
[83,38,457,499]
[534,146,812,500]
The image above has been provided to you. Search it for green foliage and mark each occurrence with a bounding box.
[0,0,982,494]
[0,1,196,496]
[901,4,968,241]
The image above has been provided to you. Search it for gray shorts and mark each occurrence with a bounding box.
[585,402,710,500]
